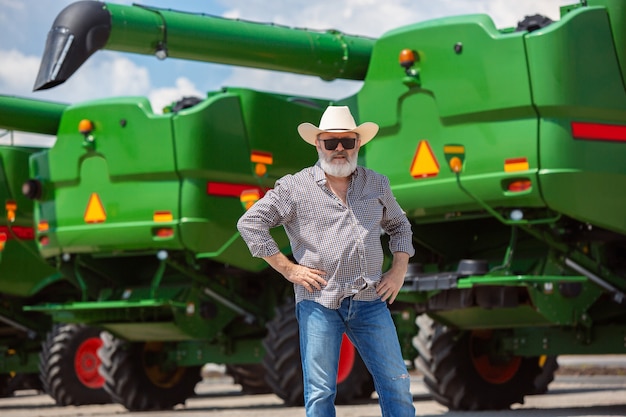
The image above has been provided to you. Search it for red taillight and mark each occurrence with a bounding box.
[0,226,35,240]
[507,180,532,192]
[207,182,264,198]
[572,121,626,142]
[38,236,50,246]
[154,228,174,238]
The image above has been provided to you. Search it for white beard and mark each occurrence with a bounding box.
[318,148,358,177]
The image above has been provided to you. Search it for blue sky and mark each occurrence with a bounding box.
[1,0,574,144]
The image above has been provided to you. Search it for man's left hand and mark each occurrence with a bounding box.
[376,252,410,304]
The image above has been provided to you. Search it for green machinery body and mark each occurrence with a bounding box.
[27,90,328,364]
[24,0,626,402]
[359,0,626,356]
[0,96,73,378]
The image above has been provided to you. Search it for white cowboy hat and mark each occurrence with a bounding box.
[297,106,379,146]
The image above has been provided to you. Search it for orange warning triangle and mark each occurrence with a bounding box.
[84,193,106,223]
[410,140,440,178]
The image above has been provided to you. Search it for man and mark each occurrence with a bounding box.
[237,106,415,417]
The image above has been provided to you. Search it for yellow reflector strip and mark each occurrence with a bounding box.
[240,189,261,210]
[251,151,273,165]
[153,211,173,222]
[38,221,49,232]
[410,140,440,178]
[5,199,16,222]
[504,157,529,172]
[443,145,465,154]
[84,193,106,223]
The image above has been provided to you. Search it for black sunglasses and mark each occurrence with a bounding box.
[320,137,357,150]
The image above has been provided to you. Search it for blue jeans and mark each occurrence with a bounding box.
[296,298,415,417]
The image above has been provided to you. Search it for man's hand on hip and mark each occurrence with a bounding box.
[263,252,327,293]
[376,252,410,304]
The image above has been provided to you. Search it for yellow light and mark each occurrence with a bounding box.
[240,189,261,210]
[78,119,94,135]
[399,49,416,68]
[255,163,267,176]
[5,200,16,223]
[449,156,463,173]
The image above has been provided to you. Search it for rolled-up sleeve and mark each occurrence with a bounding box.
[380,177,415,257]
[237,178,293,258]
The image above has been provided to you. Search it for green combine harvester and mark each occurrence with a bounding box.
[25,0,626,411]
[0,96,110,405]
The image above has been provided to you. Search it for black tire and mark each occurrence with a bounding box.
[0,374,11,397]
[533,355,559,394]
[0,373,42,397]
[40,324,110,405]
[262,301,375,406]
[415,315,541,410]
[226,364,273,394]
[5,373,44,394]
[98,331,201,411]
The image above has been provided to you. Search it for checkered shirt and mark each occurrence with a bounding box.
[237,162,414,309]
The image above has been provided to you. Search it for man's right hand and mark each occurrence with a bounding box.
[263,252,327,292]
[285,264,327,292]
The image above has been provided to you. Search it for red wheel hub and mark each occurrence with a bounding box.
[337,334,356,384]
[74,337,105,388]
[470,330,521,384]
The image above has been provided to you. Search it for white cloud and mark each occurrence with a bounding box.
[0,50,41,95]
[27,54,152,104]
[219,67,360,101]
[220,0,570,37]
[106,56,152,96]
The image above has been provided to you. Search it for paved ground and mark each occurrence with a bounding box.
[1,357,625,417]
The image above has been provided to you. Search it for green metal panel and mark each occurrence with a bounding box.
[357,14,544,228]
[0,147,58,296]
[508,325,626,355]
[34,89,326,269]
[430,306,553,330]
[34,1,374,90]
[104,2,373,81]
[588,0,626,87]
[35,97,181,256]
[23,0,626,373]
[0,95,66,135]
[527,7,626,235]
[175,89,325,268]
